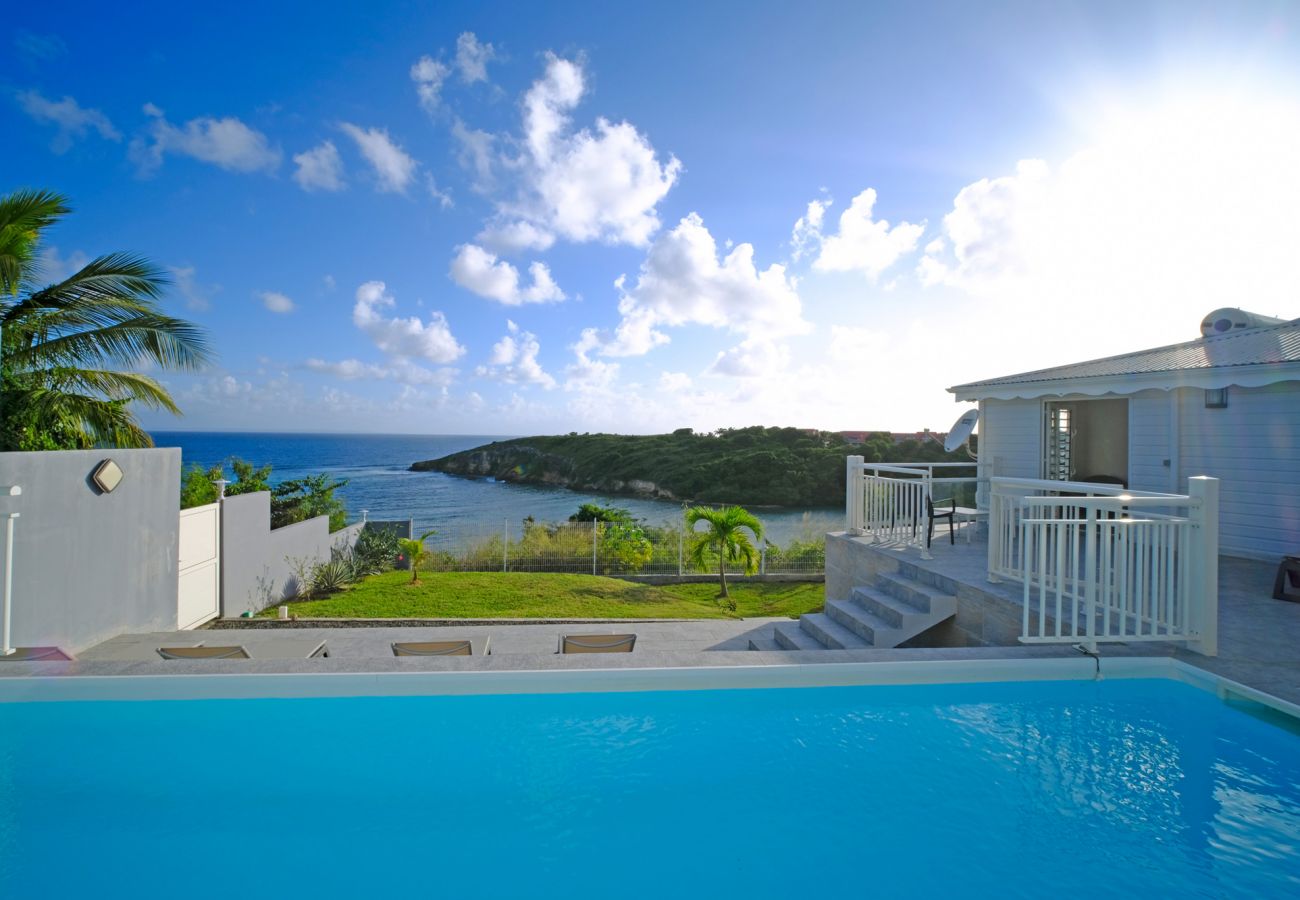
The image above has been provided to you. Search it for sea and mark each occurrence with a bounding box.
[151,432,842,545]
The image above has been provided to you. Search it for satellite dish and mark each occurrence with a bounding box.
[944,408,979,454]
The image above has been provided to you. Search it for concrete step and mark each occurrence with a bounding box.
[875,571,958,614]
[799,613,871,650]
[747,636,782,651]
[825,597,901,646]
[773,621,827,651]
[849,586,924,629]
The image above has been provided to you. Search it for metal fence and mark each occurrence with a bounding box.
[414,519,825,576]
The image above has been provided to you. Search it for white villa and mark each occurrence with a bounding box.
[957,310,1300,561]
[812,310,1300,658]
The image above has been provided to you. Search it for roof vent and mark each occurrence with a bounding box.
[1199,308,1285,338]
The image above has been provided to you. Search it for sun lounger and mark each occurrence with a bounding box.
[158,645,250,659]
[559,633,637,654]
[0,646,72,661]
[392,638,489,656]
[157,639,328,660]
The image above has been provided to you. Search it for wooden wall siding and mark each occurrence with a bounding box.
[980,399,1043,480]
[1177,381,1300,560]
[1128,390,1173,493]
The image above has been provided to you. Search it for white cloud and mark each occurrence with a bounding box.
[827,325,889,363]
[658,371,692,392]
[476,320,556,388]
[304,357,454,386]
[14,30,66,64]
[322,274,337,291]
[583,212,809,357]
[917,91,1300,364]
[475,220,555,253]
[564,329,621,391]
[452,119,496,191]
[455,32,496,83]
[410,55,451,113]
[802,188,924,278]
[790,197,829,262]
[425,174,453,209]
[167,264,219,311]
[469,53,680,249]
[292,140,345,191]
[16,90,120,153]
[260,291,295,314]
[352,280,465,363]
[36,246,90,283]
[130,105,281,175]
[449,244,565,305]
[340,123,418,193]
[706,339,791,378]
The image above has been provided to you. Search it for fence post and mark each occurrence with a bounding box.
[1186,476,1219,656]
[592,520,598,576]
[678,528,684,577]
[503,518,508,572]
[760,539,766,577]
[846,455,864,535]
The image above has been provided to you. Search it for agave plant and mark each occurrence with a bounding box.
[0,189,211,449]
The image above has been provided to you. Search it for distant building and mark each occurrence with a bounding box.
[838,429,946,446]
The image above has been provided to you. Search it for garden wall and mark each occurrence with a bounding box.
[219,491,364,616]
[0,448,181,653]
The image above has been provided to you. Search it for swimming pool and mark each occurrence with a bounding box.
[1,665,1298,897]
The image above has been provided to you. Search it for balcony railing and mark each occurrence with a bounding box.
[842,459,1219,655]
[844,457,979,557]
[991,476,1219,655]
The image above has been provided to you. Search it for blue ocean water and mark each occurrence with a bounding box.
[151,431,842,543]
[1,678,1297,898]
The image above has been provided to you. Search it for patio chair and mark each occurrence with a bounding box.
[157,645,251,660]
[1274,556,1300,603]
[157,639,329,660]
[926,495,956,548]
[559,633,637,654]
[392,638,489,656]
[0,646,72,661]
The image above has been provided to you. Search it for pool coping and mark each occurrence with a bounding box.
[2,656,1298,726]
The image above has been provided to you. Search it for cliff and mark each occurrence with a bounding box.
[411,426,964,507]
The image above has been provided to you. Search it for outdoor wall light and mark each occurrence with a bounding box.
[91,459,124,493]
[1204,388,1228,409]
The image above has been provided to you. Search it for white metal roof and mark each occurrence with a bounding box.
[950,318,1300,401]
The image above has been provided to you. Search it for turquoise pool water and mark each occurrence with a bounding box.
[1,678,1297,898]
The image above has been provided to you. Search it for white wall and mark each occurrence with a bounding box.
[979,399,1042,483]
[0,448,180,653]
[1177,381,1300,560]
[1128,390,1173,493]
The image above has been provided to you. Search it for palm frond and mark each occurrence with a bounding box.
[44,369,182,414]
[0,189,70,296]
[8,313,211,372]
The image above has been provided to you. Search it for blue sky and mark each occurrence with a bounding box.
[7,1,1300,434]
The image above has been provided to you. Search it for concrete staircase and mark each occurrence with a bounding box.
[751,566,957,651]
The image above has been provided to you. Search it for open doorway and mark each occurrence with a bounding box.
[1043,399,1129,487]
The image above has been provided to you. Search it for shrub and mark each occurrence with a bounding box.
[353,526,402,575]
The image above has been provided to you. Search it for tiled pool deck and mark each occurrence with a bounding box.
[2,546,1297,707]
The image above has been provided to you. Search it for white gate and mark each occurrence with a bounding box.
[178,502,220,629]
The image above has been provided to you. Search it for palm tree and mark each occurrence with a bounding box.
[685,505,764,606]
[0,189,211,450]
[398,530,438,584]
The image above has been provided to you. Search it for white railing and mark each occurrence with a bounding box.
[989,476,1218,655]
[845,457,979,557]
[1,485,21,657]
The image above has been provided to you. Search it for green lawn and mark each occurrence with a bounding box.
[260,571,823,620]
